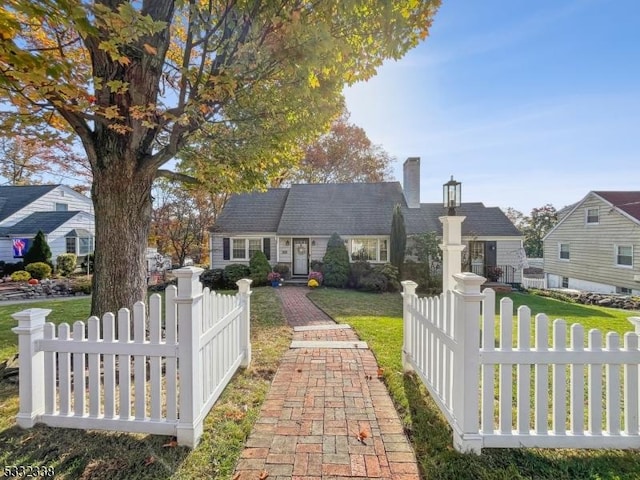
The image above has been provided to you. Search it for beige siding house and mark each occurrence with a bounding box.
[543,191,640,294]
[210,158,524,284]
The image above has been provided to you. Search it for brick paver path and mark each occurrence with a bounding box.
[233,287,420,480]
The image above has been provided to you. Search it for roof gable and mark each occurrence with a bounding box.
[0,185,58,222]
[593,191,640,223]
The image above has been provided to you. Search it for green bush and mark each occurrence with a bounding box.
[200,268,225,290]
[1,261,24,276]
[529,288,577,303]
[223,264,251,288]
[23,230,52,266]
[310,260,323,272]
[71,278,92,294]
[56,254,77,276]
[349,260,371,289]
[373,263,401,292]
[10,270,31,282]
[249,251,271,287]
[25,262,52,280]
[273,263,291,280]
[358,271,388,292]
[322,233,350,288]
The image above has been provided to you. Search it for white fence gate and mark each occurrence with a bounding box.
[402,273,640,453]
[12,267,252,448]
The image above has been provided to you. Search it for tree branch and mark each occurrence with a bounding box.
[155,168,201,184]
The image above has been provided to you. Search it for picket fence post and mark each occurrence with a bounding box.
[401,280,418,372]
[174,266,204,448]
[236,278,253,367]
[451,272,485,454]
[11,308,51,428]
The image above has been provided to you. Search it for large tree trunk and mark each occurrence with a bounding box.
[91,159,155,317]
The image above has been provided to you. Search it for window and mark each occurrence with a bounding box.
[55,203,68,211]
[350,238,387,262]
[470,241,484,260]
[585,207,599,224]
[562,277,569,288]
[616,286,632,294]
[66,237,76,254]
[231,238,263,260]
[616,245,633,267]
[559,243,570,260]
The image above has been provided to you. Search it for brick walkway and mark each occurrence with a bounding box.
[233,287,420,480]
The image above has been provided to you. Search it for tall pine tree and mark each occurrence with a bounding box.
[390,205,406,272]
[23,230,52,266]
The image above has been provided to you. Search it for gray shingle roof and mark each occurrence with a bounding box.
[276,182,406,235]
[214,183,522,238]
[2,211,83,235]
[213,189,289,233]
[403,203,521,237]
[0,185,58,222]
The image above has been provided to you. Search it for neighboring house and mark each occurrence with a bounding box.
[543,191,640,294]
[210,158,524,284]
[0,185,95,266]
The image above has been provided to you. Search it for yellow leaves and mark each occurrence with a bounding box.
[308,71,320,89]
[103,105,122,120]
[117,56,131,66]
[106,80,128,94]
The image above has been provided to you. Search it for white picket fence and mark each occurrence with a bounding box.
[12,267,252,448]
[402,273,640,453]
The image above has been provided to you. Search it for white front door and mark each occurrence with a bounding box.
[293,239,309,275]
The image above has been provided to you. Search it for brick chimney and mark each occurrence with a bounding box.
[403,157,420,208]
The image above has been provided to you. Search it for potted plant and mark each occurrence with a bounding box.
[267,271,281,287]
[486,266,503,282]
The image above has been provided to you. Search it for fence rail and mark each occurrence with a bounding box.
[402,275,640,453]
[12,267,251,448]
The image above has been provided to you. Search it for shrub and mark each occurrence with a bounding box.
[200,268,225,290]
[308,279,319,288]
[249,251,271,287]
[25,262,52,280]
[358,272,388,292]
[308,271,323,284]
[273,263,291,280]
[10,270,31,282]
[56,253,77,276]
[1,261,24,276]
[349,260,371,289]
[322,233,350,288]
[224,264,251,288]
[373,263,401,292]
[267,271,281,283]
[70,278,92,294]
[23,230,52,266]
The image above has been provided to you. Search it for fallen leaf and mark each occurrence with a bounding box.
[143,43,157,55]
[377,367,384,378]
[144,456,155,466]
[296,368,302,373]
[162,438,178,448]
[225,409,246,421]
[356,429,369,444]
[259,470,269,479]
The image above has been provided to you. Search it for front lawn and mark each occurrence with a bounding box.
[0,287,290,480]
[308,288,640,480]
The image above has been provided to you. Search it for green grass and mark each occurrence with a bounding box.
[0,288,291,479]
[308,288,640,480]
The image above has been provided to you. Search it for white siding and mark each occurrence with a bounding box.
[544,193,640,291]
[210,234,276,269]
[310,237,329,261]
[278,237,292,264]
[496,239,524,283]
[48,212,95,264]
[0,185,93,227]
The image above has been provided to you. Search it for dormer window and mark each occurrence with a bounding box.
[586,207,599,224]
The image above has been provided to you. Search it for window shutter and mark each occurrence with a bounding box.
[263,238,271,260]
[223,238,230,260]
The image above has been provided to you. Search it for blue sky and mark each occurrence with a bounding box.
[344,0,640,214]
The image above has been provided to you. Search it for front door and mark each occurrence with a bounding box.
[293,238,309,275]
[484,241,497,268]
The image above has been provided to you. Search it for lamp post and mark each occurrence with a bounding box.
[440,176,466,292]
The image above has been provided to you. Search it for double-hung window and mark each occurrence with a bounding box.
[586,207,599,224]
[231,238,263,260]
[66,235,94,255]
[615,245,633,267]
[559,243,570,260]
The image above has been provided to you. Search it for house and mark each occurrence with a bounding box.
[210,158,523,284]
[543,191,640,294]
[0,185,95,266]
